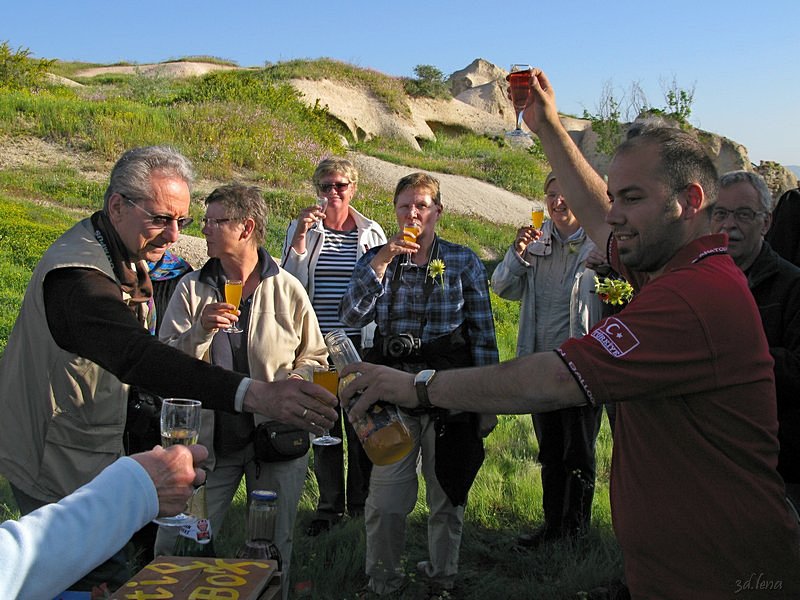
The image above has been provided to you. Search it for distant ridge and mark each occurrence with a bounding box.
[788,165,800,179]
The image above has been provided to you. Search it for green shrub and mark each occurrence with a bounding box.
[0,41,54,90]
[403,64,452,100]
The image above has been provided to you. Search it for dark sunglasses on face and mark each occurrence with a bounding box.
[317,182,351,193]
[121,194,193,231]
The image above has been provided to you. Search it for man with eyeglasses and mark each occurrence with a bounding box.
[0,146,337,594]
[712,170,800,511]
[339,70,800,596]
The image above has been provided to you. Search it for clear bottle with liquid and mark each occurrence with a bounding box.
[323,329,414,466]
[236,490,282,570]
[172,484,216,557]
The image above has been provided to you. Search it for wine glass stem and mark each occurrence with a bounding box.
[516,111,524,131]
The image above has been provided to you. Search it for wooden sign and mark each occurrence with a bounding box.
[110,556,280,600]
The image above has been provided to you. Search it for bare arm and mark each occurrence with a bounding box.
[522,69,613,248]
[340,351,588,419]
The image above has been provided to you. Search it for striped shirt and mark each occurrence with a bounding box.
[312,227,360,338]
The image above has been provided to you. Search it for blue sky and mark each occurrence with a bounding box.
[4,0,799,166]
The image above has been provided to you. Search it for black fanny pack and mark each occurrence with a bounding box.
[253,421,310,462]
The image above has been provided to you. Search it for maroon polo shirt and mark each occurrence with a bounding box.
[559,234,800,598]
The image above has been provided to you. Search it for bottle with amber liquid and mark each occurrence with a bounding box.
[236,490,282,570]
[172,484,215,557]
[323,329,414,466]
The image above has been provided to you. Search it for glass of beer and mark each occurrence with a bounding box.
[154,398,201,526]
[506,64,533,140]
[311,366,342,446]
[531,208,544,229]
[223,279,243,334]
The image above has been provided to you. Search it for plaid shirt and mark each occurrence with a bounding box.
[340,237,498,367]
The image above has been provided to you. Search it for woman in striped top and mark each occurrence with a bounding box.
[282,158,386,535]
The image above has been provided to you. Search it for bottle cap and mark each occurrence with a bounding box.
[251,489,278,502]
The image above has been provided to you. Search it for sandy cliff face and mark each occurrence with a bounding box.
[61,59,798,199]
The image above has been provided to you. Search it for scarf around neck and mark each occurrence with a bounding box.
[91,210,154,329]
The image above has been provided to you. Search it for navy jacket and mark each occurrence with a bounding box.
[747,241,800,483]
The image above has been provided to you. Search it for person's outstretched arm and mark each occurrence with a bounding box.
[0,444,207,599]
[521,69,613,249]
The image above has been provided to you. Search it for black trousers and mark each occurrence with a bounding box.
[312,404,373,519]
[533,403,604,535]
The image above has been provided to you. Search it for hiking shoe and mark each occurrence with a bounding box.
[516,525,561,548]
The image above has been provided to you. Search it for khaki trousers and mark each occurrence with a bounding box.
[365,412,464,594]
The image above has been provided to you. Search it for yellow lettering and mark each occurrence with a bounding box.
[188,588,240,600]
[121,587,175,599]
[205,574,247,586]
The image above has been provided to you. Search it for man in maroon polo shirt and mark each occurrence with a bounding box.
[339,70,800,598]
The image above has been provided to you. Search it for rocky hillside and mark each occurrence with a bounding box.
[61,57,798,201]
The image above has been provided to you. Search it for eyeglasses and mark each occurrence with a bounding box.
[122,195,193,231]
[545,192,565,202]
[201,217,239,228]
[317,181,351,193]
[710,206,767,224]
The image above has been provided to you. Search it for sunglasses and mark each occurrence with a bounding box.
[122,195,193,231]
[317,181,351,193]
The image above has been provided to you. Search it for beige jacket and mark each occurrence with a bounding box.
[0,219,130,502]
[158,258,327,468]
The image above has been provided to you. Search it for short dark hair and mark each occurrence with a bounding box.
[204,184,268,245]
[618,125,719,206]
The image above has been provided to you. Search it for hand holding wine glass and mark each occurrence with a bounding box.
[153,398,202,526]
[311,366,342,446]
[223,279,243,334]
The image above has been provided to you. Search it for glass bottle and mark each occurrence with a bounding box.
[172,484,215,557]
[323,329,414,466]
[236,490,282,570]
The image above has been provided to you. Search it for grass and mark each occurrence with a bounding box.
[0,56,622,598]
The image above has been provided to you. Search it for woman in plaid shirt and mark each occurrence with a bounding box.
[340,172,498,597]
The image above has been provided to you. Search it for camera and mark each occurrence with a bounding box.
[383,333,422,359]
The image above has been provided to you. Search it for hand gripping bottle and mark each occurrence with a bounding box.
[323,329,414,466]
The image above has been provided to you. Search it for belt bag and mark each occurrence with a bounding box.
[253,421,310,462]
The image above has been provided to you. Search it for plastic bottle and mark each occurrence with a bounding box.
[236,490,282,570]
[323,329,414,466]
[172,484,215,557]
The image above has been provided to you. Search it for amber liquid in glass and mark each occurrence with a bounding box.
[531,209,544,229]
[338,373,414,466]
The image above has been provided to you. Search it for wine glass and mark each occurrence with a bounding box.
[531,208,544,229]
[311,366,342,446]
[401,223,421,266]
[153,398,201,526]
[223,279,243,333]
[506,64,533,140]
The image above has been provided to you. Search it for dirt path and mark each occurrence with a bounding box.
[351,153,537,227]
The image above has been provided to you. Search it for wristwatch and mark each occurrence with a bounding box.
[414,369,437,409]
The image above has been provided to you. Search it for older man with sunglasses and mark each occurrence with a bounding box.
[0,146,337,594]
